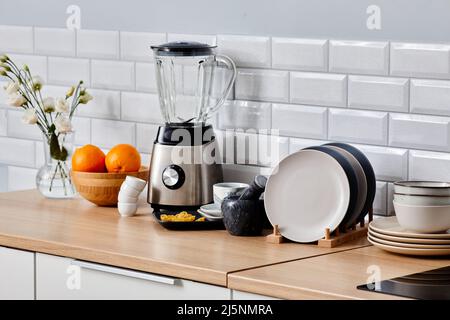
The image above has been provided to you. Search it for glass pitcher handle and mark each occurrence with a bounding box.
[206,54,237,118]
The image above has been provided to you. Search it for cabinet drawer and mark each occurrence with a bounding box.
[36,253,230,300]
[0,246,35,300]
[232,290,279,300]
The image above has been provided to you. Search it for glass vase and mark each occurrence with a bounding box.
[36,131,76,199]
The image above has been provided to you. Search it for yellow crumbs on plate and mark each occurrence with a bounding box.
[160,211,205,222]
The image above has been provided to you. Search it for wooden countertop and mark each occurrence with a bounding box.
[0,190,369,286]
[228,246,450,299]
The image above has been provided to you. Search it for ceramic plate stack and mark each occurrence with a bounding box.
[368,217,450,256]
[264,142,376,243]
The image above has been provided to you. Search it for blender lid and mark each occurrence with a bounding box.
[151,41,217,56]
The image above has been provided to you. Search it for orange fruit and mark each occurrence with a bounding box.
[72,144,106,172]
[105,144,141,173]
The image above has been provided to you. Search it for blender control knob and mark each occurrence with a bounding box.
[162,165,185,189]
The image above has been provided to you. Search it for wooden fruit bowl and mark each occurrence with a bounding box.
[71,166,149,206]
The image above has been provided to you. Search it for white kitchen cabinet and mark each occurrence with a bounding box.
[232,290,279,300]
[0,246,35,300]
[36,253,231,300]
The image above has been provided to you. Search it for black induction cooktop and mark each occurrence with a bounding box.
[357,266,450,300]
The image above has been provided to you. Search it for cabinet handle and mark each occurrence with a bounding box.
[71,260,177,285]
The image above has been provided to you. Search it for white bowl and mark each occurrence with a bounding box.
[120,183,141,198]
[393,193,450,206]
[394,181,450,196]
[118,192,138,204]
[213,182,249,206]
[393,201,450,233]
[117,202,138,217]
[125,175,147,192]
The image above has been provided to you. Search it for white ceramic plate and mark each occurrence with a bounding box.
[368,228,450,245]
[199,203,222,216]
[368,237,450,256]
[264,149,350,243]
[197,210,223,221]
[368,233,450,249]
[369,217,450,239]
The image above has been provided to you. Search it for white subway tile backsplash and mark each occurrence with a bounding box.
[409,150,450,181]
[235,69,289,103]
[217,35,270,68]
[353,144,408,181]
[272,103,327,139]
[0,25,33,54]
[328,109,388,145]
[290,72,347,107]
[410,79,450,116]
[7,54,48,81]
[271,38,328,71]
[389,113,450,152]
[167,33,216,46]
[288,137,329,153]
[0,81,8,107]
[0,165,7,192]
[121,92,163,124]
[7,110,41,140]
[34,28,75,57]
[136,123,159,153]
[329,40,389,75]
[0,137,35,167]
[218,100,271,130]
[0,109,6,136]
[120,32,166,62]
[91,60,134,90]
[373,182,387,216]
[71,117,91,145]
[48,57,90,86]
[387,183,395,216]
[348,75,409,112]
[136,63,157,93]
[91,119,135,148]
[390,42,450,79]
[77,30,119,59]
[7,166,37,191]
[76,88,121,120]
[223,164,271,184]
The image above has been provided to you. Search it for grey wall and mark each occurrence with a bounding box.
[1,0,450,42]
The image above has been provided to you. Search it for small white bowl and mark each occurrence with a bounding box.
[125,175,147,192]
[118,192,138,204]
[213,182,249,206]
[393,201,450,233]
[120,183,141,198]
[117,202,138,217]
[394,193,450,206]
[394,181,450,196]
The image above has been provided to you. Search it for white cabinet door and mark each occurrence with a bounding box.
[36,253,230,300]
[0,246,35,300]
[232,290,279,300]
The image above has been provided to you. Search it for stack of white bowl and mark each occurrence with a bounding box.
[117,176,147,217]
[393,181,450,233]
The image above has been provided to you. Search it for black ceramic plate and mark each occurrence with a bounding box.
[324,143,376,225]
[305,146,359,232]
[152,209,225,231]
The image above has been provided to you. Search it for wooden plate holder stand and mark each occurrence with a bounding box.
[266,208,373,248]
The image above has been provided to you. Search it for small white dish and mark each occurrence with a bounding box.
[125,175,147,192]
[118,202,138,217]
[198,210,223,221]
[393,201,450,233]
[118,192,138,204]
[213,182,249,206]
[394,181,450,196]
[394,193,450,206]
[200,203,222,216]
[120,183,141,198]
[369,216,450,239]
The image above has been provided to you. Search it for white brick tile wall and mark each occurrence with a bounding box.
[235,68,289,103]
[135,63,157,93]
[0,137,35,167]
[76,88,121,120]
[390,43,450,79]
[91,60,135,90]
[348,75,409,112]
[167,33,216,46]
[7,54,48,81]
[290,72,347,107]
[71,117,91,145]
[0,165,7,192]
[387,183,395,216]
[410,79,450,116]
[329,40,389,75]
[91,119,135,148]
[389,113,450,152]
[136,123,159,153]
[0,81,8,107]
[223,164,271,184]
[288,138,329,153]
[48,57,90,86]
[0,25,33,54]
[7,109,41,140]
[272,38,328,71]
[120,32,166,62]
[272,103,327,139]
[77,30,119,59]
[7,166,37,191]
[121,92,162,124]
[34,28,76,57]
[328,109,388,145]
[218,100,271,130]
[35,141,44,168]
[0,109,6,136]
[373,182,387,215]
[217,35,271,68]
[409,150,450,181]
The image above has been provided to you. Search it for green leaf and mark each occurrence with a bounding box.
[49,133,67,161]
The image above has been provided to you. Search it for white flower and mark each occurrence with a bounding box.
[42,97,55,113]
[3,81,19,95]
[55,97,69,113]
[30,76,44,91]
[54,115,72,133]
[66,86,75,98]
[79,91,93,104]
[22,109,38,124]
[7,93,26,107]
